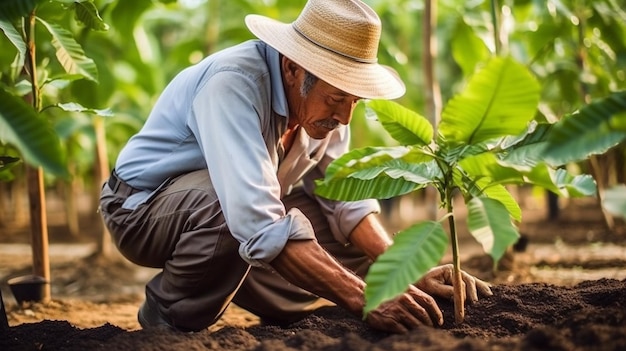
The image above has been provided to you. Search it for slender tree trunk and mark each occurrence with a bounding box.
[26,165,51,301]
[93,116,111,256]
[422,0,441,221]
[24,9,51,301]
[63,162,80,238]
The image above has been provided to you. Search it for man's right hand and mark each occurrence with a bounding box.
[364,285,444,333]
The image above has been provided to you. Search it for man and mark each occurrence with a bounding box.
[100,0,492,334]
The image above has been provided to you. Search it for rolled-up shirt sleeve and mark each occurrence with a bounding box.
[190,70,314,267]
[303,125,381,245]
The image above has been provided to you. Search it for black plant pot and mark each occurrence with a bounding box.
[8,275,48,305]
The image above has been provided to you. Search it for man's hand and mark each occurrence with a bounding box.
[415,264,493,303]
[365,285,443,333]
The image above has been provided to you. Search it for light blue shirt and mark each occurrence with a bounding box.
[114,40,380,266]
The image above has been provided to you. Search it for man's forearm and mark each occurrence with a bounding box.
[348,213,393,261]
[269,239,365,317]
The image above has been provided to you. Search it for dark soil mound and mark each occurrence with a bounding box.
[3,279,626,351]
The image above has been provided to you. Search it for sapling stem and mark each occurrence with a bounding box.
[446,192,465,324]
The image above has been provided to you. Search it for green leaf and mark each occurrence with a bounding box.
[364,221,448,316]
[36,17,98,82]
[366,99,433,146]
[0,19,26,70]
[525,166,596,197]
[56,102,114,117]
[74,0,109,31]
[603,185,626,218]
[439,57,541,146]
[451,18,491,77]
[0,156,21,172]
[501,123,552,170]
[467,197,520,263]
[0,0,37,20]
[0,90,67,177]
[315,147,439,201]
[543,91,626,166]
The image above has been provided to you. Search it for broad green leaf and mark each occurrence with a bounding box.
[451,18,490,77]
[315,175,424,201]
[36,18,98,82]
[525,165,596,197]
[467,197,520,263]
[56,102,114,117]
[74,0,109,31]
[0,19,26,70]
[543,91,626,166]
[603,185,626,218]
[439,57,540,145]
[501,123,553,170]
[364,221,448,316]
[315,159,440,201]
[0,90,67,177]
[324,146,412,180]
[459,153,524,185]
[0,0,37,20]
[366,99,433,146]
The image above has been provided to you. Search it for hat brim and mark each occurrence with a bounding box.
[245,14,406,100]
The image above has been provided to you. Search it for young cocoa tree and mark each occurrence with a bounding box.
[315,56,598,323]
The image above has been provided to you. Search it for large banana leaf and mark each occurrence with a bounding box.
[364,221,448,316]
[542,91,626,165]
[0,90,67,177]
[365,99,433,146]
[438,57,541,146]
[466,197,520,263]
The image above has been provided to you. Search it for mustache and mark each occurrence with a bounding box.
[314,119,339,129]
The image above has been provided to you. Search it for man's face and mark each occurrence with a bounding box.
[286,63,361,139]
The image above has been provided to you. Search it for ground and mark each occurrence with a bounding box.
[1,194,626,350]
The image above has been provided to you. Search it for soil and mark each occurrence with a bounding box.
[1,193,626,350]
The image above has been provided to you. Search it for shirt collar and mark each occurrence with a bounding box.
[265,44,288,119]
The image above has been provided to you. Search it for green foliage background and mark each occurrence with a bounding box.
[2,0,625,179]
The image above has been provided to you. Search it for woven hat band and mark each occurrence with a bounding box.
[292,0,381,64]
[291,23,377,64]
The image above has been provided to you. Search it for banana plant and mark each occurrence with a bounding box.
[315,56,596,323]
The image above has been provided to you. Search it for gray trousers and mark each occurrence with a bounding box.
[100,169,371,331]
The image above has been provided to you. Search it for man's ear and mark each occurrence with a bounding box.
[281,56,302,87]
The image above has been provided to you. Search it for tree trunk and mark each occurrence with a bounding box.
[26,165,50,302]
[63,161,80,238]
[93,116,111,257]
[422,0,441,221]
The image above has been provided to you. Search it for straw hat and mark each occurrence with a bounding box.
[245,0,406,100]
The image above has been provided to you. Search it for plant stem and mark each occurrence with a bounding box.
[490,0,501,56]
[446,190,465,324]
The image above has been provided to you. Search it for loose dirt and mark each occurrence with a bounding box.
[1,195,625,350]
